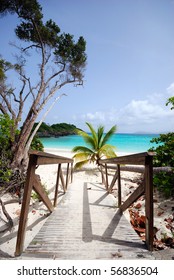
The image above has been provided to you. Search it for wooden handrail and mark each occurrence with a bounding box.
[98,152,155,251]
[15,150,73,256]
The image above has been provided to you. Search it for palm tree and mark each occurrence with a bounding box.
[72,122,117,169]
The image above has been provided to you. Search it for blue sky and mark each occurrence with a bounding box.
[0,0,174,133]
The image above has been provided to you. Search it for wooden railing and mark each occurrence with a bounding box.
[15,150,73,256]
[98,152,155,251]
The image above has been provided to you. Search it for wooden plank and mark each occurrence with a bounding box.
[108,170,118,193]
[120,184,144,212]
[29,150,73,161]
[15,154,38,256]
[101,157,145,165]
[99,152,155,165]
[33,176,54,212]
[29,150,73,165]
[37,157,73,165]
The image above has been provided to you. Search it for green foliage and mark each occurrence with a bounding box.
[0,114,14,154]
[153,171,174,198]
[33,122,78,136]
[16,18,60,47]
[0,114,14,184]
[72,122,117,169]
[33,122,53,133]
[0,114,43,188]
[149,132,174,198]
[31,136,44,151]
[0,58,7,80]
[166,96,174,110]
[50,123,77,134]
[149,133,174,167]
[54,34,87,80]
[0,0,87,82]
[0,0,43,21]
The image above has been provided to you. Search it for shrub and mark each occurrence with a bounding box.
[31,136,44,151]
[149,132,174,198]
[0,114,44,193]
[0,114,14,186]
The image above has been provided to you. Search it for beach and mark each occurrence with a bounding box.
[0,148,174,259]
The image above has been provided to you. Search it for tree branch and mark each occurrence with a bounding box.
[24,93,67,161]
[45,63,66,86]
[31,18,45,83]
[0,198,13,233]
[0,103,8,115]
[0,91,16,119]
[22,44,41,52]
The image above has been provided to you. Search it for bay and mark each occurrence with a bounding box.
[40,133,159,154]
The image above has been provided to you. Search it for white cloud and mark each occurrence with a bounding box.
[121,99,172,122]
[167,83,174,95]
[73,83,174,133]
[82,112,106,122]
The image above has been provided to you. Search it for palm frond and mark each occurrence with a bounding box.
[72,145,93,154]
[73,151,91,161]
[99,144,117,158]
[97,125,104,148]
[77,129,96,150]
[101,125,117,146]
[73,159,90,170]
[86,122,98,148]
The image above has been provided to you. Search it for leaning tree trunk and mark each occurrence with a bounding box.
[11,94,66,171]
[11,111,38,171]
[11,136,30,172]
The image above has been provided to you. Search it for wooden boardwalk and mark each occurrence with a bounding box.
[21,179,155,259]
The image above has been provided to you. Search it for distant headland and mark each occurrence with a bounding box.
[34,122,80,137]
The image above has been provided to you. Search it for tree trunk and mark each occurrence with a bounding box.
[120,165,173,174]
[10,94,66,170]
[11,113,38,170]
[11,138,29,172]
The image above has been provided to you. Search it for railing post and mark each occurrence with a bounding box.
[54,164,61,207]
[105,164,109,191]
[65,163,70,191]
[15,154,37,256]
[99,164,105,185]
[60,167,66,193]
[71,162,73,183]
[144,155,154,251]
[117,164,121,207]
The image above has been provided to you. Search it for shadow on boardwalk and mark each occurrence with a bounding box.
[19,179,157,260]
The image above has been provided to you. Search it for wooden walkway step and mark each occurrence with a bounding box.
[21,180,155,259]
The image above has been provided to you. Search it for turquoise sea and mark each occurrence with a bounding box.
[40,133,159,154]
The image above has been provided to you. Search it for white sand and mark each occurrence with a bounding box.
[0,148,173,258]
